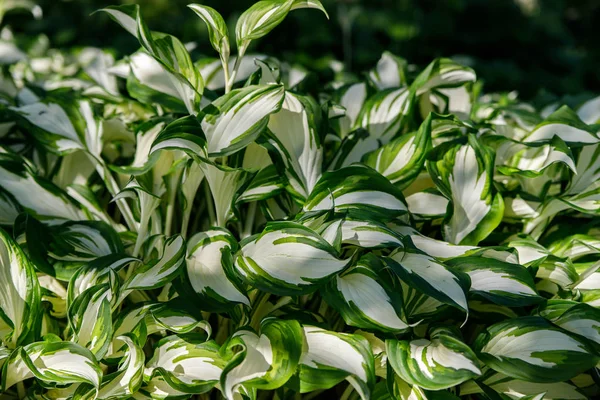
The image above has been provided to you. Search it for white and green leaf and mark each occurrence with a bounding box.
[143,335,225,396]
[299,326,375,400]
[235,221,350,295]
[427,135,504,245]
[362,113,432,189]
[446,256,542,307]
[385,249,470,314]
[201,84,285,157]
[0,227,41,349]
[304,164,408,221]
[322,254,410,332]
[264,92,323,199]
[220,318,303,400]
[387,326,481,390]
[186,228,249,308]
[475,316,599,382]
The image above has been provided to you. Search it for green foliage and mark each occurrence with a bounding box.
[1,1,600,400]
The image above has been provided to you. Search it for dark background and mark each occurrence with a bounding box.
[7,0,600,100]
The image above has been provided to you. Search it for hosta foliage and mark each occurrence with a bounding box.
[1,1,600,400]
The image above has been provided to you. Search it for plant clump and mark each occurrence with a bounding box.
[1,1,600,399]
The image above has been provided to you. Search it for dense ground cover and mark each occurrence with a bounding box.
[1,1,600,399]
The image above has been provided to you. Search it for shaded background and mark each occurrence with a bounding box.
[7,0,600,100]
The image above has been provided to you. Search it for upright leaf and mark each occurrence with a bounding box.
[201,163,255,227]
[368,51,408,90]
[121,235,185,294]
[427,135,504,245]
[201,84,285,157]
[264,92,323,199]
[68,283,113,359]
[0,228,41,349]
[186,228,249,308]
[235,0,327,54]
[362,112,432,189]
[188,4,229,61]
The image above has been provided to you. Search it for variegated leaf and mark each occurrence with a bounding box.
[331,82,368,138]
[412,58,476,96]
[221,318,303,400]
[385,248,470,313]
[201,84,285,157]
[387,326,481,390]
[235,0,327,54]
[264,92,323,200]
[322,254,410,332]
[336,87,412,166]
[0,152,86,224]
[362,113,432,189]
[496,136,576,178]
[147,306,211,336]
[68,283,113,359]
[299,326,375,400]
[188,4,229,61]
[368,51,408,90]
[566,143,600,196]
[143,335,225,396]
[325,218,403,249]
[201,163,255,227]
[523,106,599,145]
[48,221,123,262]
[551,303,600,347]
[235,221,350,295]
[304,164,408,221]
[427,135,504,245]
[121,235,185,293]
[186,228,249,308]
[460,372,587,400]
[446,256,542,307]
[9,100,103,157]
[80,334,144,400]
[100,5,203,114]
[0,227,41,349]
[475,316,599,382]
[2,340,102,390]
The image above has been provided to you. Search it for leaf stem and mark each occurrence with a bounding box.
[222,55,231,94]
[302,390,324,400]
[17,382,25,400]
[131,215,148,258]
[225,44,247,93]
[340,384,354,400]
[203,181,217,227]
[215,315,230,345]
[250,291,271,331]
[164,185,178,237]
[181,208,191,239]
[92,157,137,231]
[242,201,257,238]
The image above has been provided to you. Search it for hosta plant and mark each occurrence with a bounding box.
[2,1,600,399]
